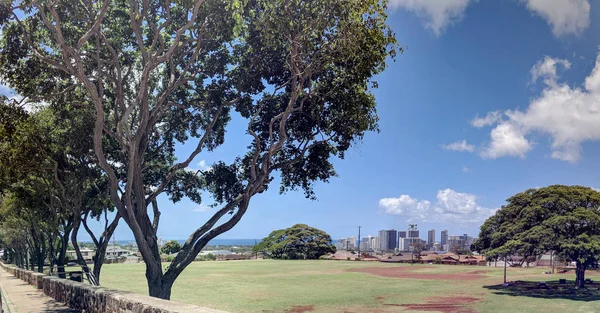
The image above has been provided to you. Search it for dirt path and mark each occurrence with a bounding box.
[0,270,79,312]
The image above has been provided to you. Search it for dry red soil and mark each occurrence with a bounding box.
[284,305,314,313]
[349,266,486,280]
[396,296,480,313]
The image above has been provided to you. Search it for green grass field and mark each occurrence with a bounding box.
[99,260,600,313]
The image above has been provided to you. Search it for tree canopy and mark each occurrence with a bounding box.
[254,224,335,259]
[0,0,398,299]
[161,240,182,255]
[473,185,600,288]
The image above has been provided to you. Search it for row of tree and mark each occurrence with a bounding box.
[473,185,600,288]
[0,0,398,299]
[0,101,119,283]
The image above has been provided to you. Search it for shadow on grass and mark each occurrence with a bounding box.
[484,280,600,302]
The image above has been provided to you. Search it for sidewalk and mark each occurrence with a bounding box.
[0,269,79,313]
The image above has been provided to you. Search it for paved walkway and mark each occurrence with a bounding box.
[0,270,79,313]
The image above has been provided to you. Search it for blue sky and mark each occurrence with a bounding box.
[3,0,600,243]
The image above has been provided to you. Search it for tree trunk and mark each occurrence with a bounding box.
[25,249,30,270]
[575,260,586,288]
[503,255,507,284]
[56,231,70,279]
[37,238,47,273]
[148,274,173,300]
[126,211,167,298]
[145,254,170,299]
[71,217,93,283]
[81,209,120,285]
[93,241,110,284]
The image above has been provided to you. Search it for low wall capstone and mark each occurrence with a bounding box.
[0,262,228,313]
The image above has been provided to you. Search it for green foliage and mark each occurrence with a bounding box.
[195,253,217,261]
[161,240,182,255]
[474,185,600,286]
[254,224,335,260]
[0,0,398,297]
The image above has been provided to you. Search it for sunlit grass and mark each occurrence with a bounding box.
[98,260,600,313]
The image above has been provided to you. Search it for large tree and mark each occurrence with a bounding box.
[473,185,600,288]
[254,224,335,259]
[1,0,398,299]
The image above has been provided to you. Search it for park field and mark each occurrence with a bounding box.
[99,260,600,313]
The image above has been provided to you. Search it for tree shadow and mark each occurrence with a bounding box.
[484,280,600,302]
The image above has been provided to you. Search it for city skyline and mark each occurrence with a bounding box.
[336,224,474,253]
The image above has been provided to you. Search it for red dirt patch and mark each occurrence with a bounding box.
[375,295,386,300]
[284,305,314,313]
[349,267,486,281]
[466,270,488,275]
[398,296,479,313]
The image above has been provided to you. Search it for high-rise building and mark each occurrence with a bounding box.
[398,238,405,251]
[404,238,425,252]
[427,229,435,247]
[460,234,474,251]
[378,229,398,251]
[408,229,419,238]
[372,236,380,251]
[361,237,371,250]
[447,235,464,252]
[378,230,388,251]
[347,236,357,250]
[335,238,346,250]
[441,230,448,248]
[398,231,407,239]
[386,229,398,251]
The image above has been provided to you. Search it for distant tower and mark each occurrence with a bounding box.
[428,229,435,248]
[408,224,419,238]
[441,230,448,248]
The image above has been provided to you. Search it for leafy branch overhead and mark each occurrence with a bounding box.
[0,0,399,299]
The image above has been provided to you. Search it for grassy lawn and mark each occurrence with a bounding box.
[99,260,600,313]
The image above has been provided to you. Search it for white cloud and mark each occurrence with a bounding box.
[522,0,590,37]
[530,56,571,88]
[442,139,475,152]
[462,166,470,172]
[471,111,502,128]
[191,204,211,212]
[197,160,211,171]
[379,189,497,225]
[378,195,430,218]
[389,0,589,38]
[475,53,600,162]
[389,0,475,36]
[434,189,478,214]
[186,160,212,173]
[481,122,532,159]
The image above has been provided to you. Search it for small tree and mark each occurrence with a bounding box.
[412,241,425,262]
[254,224,335,260]
[161,241,182,255]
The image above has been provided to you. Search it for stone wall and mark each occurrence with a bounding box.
[0,262,228,313]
